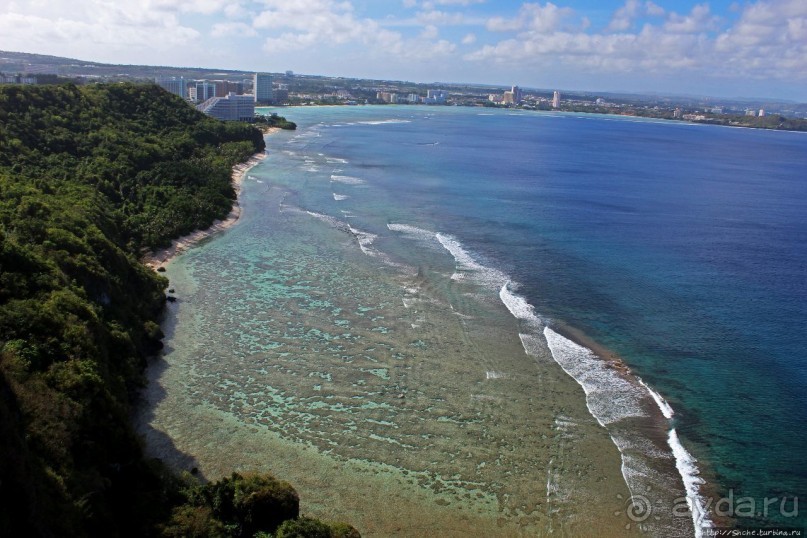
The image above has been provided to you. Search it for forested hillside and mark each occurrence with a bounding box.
[0,83,332,536]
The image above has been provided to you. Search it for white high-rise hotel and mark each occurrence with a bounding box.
[197,93,255,122]
[253,73,273,104]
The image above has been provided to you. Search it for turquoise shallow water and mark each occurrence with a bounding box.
[142,106,807,535]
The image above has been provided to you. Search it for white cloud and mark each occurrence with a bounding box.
[256,1,405,55]
[254,0,465,62]
[487,2,576,33]
[466,0,807,83]
[223,3,249,19]
[607,0,666,32]
[420,24,440,40]
[712,0,807,76]
[211,21,257,38]
[607,0,641,32]
[1,0,804,97]
[645,2,665,17]
[0,1,200,59]
[663,3,716,34]
[421,0,485,7]
[416,10,467,25]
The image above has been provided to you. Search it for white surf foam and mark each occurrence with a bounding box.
[333,193,349,201]
[305,210,347,231]
[326,157,349,164]
[669,429,712,536]
[388,223,705,536]
[348,225,379,257]
[387,223,436,241]
[330,174,365,185]
[518,333,548,358]
[545,326,708,536]
[435,233,507,286]
[499,283,541,326]
[638,377,675,419]
[306,212,385,260]
[358,119,411,125]
[544,327,647,426]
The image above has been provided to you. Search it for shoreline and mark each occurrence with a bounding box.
[266,103,807,134]
[142,143,274,271]
[548,318,720,534]
[140,116,706,535]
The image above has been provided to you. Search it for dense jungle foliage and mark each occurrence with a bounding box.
[256,113,297,131]
[0,84,354,536]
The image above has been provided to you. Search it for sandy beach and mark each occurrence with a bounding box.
[142,149,269,271]
[142,126,284,270]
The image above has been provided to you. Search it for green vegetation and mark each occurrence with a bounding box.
[0,83,352,536]
[162,473,359,538]
[692,113,807,131]
[256,113,297,130]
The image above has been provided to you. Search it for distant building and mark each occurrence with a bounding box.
[424,90,447,104]
[0,73,36,84]
[758,109,766,117]
[745,109,757,117]
[552,90,560,108]
[253,73,273,104]
[213,80,244,97]
[194,81,217,103]
[197,92,255,122]
[156,76,187,98]
[407,93,421,104]
[511,85,523,103]
[488,94,504,104]
[673,108,683,118]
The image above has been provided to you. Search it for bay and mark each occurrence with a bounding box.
[139,106,807,535]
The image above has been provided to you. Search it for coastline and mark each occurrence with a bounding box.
[263,103,807,133]
[142,145,272,271]
[547,319,718,534]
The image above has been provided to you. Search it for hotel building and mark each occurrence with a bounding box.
[197,92,255,122]
[254,73,273,104]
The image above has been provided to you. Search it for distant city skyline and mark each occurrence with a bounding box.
[1,1,805,101]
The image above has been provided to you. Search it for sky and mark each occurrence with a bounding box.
[1,0,806,101]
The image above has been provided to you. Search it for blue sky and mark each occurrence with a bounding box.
[1,1,806,101]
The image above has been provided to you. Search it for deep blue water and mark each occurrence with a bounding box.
[261,106,807,527]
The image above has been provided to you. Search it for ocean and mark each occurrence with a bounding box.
[139,106,807,536]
